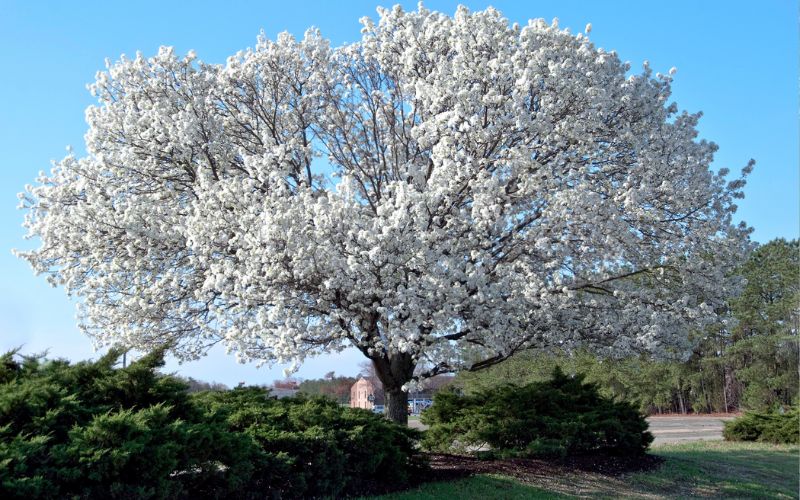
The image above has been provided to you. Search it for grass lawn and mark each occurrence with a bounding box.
[370,474,565,499]
[371,441,799,499]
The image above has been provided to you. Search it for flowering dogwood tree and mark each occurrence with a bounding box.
[19,5,752,423]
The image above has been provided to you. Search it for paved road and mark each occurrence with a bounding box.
[648,415,734,445]
[408,415,735,445]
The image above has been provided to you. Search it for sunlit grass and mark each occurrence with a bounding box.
[628,441,799,499]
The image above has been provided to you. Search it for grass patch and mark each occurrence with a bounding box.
[366,474,565,499]
[629,441,799,498]
[368,441,799,499]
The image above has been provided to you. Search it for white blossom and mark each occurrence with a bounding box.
[18,5,752,405]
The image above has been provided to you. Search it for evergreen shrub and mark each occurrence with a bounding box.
[0,349,423,499]
[723,407,799,444]
[421,367,653,458]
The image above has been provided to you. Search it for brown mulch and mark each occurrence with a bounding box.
[351,452,664,498]
[416,451,664,485]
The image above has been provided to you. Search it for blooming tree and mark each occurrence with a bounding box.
[19,5,752,423]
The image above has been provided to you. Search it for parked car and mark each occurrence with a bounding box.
[371,405,385,414]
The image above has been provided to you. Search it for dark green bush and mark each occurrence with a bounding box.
[0,349,261,499]
[421,367,653,458]
[191,387,424,498]
[0,349,423,499]
[723,407,799,444]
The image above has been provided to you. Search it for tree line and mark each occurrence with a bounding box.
[455,239,799,414]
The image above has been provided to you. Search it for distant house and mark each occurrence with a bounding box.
[350,377,383,409]
[349,374,453,414]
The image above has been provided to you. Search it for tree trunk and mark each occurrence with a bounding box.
[386,388,409,426]
[722,370,729,412]
[678,390,686,414]
[370,352,415,425]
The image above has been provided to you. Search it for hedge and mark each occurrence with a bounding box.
[0,348,423,499]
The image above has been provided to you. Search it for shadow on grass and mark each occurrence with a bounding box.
[368,442,799,499]
[367,474,568,500]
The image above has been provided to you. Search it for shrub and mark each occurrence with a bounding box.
[191,387,424,498]
[0,349,424,499]
[723,407,799,444]
[0,349,260,499]
[421,367,653,458]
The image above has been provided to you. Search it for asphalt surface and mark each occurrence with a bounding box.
[647,415,734,445]
[408,415,736,445]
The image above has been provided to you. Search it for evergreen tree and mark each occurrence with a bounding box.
[727,239,799,409]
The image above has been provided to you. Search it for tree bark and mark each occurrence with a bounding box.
[722,369,729,412]
[370,352,414,425]
[386,388,409,426]
[677,390,686,414]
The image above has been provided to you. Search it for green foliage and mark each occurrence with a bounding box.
[455,350,700,415]
[0,349,423,499]
[421,367,653,458]
[192,387,424,498]
[455,238,799,415]
[726,239,799,410]
[723,408,799,444]
[296,373,357,404]
[0,348,260,499]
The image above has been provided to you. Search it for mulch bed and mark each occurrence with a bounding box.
[416,451,664,485]
[352,452,663,497]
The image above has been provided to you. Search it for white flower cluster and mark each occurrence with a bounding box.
[18,5,752,390]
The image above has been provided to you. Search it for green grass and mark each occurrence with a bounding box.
[628,441,799,498]
[369,441,799,499]
[369,475,566,499]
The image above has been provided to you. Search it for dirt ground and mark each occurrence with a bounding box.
[389,451,666,498]
[422,451,663,481]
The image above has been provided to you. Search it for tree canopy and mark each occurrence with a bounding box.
[19,5,751,422]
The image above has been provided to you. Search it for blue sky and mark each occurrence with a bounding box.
[1,1,797,386]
